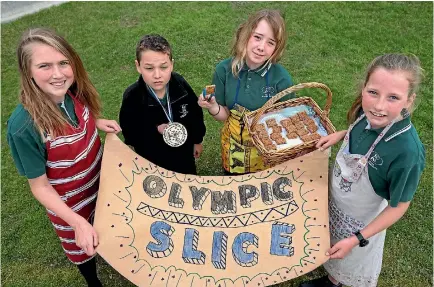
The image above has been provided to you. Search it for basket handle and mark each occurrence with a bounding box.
[250,82,333,129]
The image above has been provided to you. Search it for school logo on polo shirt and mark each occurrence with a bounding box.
[262,86,275,98]
[368,151,383,170]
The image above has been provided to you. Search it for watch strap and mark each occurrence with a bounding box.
[354,230,369,247]
[355,231,364,241]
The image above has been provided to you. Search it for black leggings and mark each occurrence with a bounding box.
[77,257,102,287]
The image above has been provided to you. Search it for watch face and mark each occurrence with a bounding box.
[360,239,369,247]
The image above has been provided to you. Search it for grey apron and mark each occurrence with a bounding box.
[324,114,394,287]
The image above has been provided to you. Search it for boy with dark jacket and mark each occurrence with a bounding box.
[119,34,206,174]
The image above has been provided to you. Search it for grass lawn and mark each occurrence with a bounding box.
[1,2,432,287]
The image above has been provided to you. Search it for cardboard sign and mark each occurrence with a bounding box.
[94,134,330,286]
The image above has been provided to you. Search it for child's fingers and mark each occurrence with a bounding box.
[111,121,122,132]
[320,142,331,151]
[108,125,118,132]
[198,96,207,107]
[329,251,342,259]
[326,243,340,257]
[87,243,95,256]
[208,96,216,104]
[205,93,214,102]
[157,124,168,134]
[198,96,214,109]
[80,243,88,255]
[82,236,92,255]
[316,137,328,149]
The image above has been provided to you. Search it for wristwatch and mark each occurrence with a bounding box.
[354,231,369,247]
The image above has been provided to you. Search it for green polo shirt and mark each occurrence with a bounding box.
[212,58,295,111]
[349,114,425,207]
[7,94,78,179]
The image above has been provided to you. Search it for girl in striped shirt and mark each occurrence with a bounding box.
[7,28,121,286]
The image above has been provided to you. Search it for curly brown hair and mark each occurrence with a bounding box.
[135,34,172,63]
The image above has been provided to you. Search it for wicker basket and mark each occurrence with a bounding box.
[244,82,336,166]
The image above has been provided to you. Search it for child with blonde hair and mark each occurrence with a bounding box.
[198,9,295,174]
[300,54,426,287]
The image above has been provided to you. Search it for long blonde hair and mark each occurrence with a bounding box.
[347,53,424,124]
[230,9,287,77]
[17,28,101,138]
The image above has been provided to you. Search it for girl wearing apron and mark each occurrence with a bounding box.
[219,71,273,174]
[7,28,121,286]
[300,54,426,287]
[198,9,294,174]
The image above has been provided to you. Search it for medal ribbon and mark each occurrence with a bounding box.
[147,84,173,123]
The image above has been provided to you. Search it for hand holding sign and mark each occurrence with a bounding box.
[94,134,331,287]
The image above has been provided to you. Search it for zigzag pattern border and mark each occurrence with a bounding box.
[136,201,299,228]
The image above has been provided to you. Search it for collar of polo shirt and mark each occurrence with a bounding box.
[237,60,272,77]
